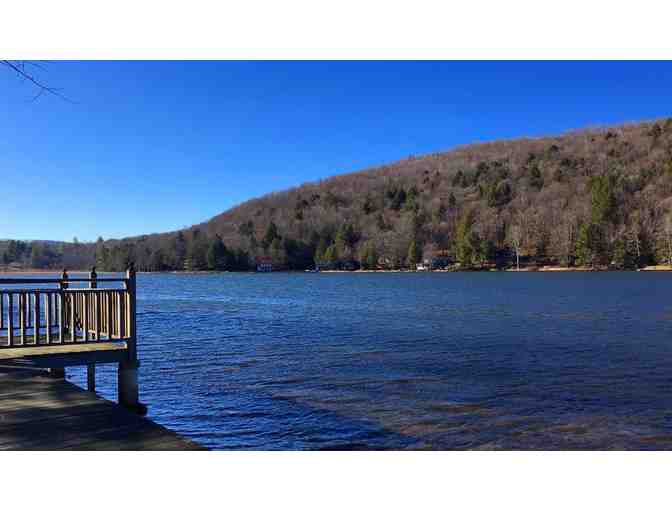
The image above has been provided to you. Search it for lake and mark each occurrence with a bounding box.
[67,272,672,449]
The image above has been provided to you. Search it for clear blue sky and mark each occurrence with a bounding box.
[2,61,672,242]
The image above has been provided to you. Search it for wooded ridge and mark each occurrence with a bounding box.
[5,118,672,272]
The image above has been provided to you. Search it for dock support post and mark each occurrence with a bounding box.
[118,264,147,415]
[87,364,96,392]
[118,359,140,408]
[48,367,65,379]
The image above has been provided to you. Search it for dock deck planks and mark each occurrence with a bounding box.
[0,367,205,450]
[0,342,128,360]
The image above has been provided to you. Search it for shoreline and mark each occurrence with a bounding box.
[3,265,672,276]
[319,265,672,273]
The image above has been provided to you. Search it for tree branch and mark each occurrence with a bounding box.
[1,60,72,102]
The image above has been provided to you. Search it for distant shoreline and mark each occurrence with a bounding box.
[319,265,672,273]
[0,269,110,275]
[3,265,672,276]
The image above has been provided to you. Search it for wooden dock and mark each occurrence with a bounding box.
[0,268,204,450]
[0,366,203,450]
[1,268,143,410]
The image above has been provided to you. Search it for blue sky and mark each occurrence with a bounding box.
[2,61,671,242]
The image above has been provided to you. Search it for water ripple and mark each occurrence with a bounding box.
[67,272,672,450]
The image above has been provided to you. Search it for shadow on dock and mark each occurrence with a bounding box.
[0,366,204,450]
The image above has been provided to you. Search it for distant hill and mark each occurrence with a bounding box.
[5,117,672,271]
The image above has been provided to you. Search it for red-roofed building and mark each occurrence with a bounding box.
[256,256,273,272]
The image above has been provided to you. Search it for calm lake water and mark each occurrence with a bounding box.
[66,272,672,450]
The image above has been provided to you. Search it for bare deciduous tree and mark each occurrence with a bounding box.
[510,224,522,271]
[662,213,672,265]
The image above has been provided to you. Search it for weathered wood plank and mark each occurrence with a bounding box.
[0,342,127,361]
[0,368,203,450]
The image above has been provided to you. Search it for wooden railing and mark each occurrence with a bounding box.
[0,269,136,350]
[0,267,142,410]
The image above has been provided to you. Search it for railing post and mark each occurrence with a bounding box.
[124,264,136,361]
[89,267,97,289]
[59,269,69,337]
[60,269,69,290]
[49,270,69,379]
[87,267,97,392]
[118,263,145,414]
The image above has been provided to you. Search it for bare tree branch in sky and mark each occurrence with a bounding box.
[1,60,72,102]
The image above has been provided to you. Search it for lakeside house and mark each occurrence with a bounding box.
[429,255,452,270]
[416,252,453,271]
[416,257,450,271]
[256,256,273,272]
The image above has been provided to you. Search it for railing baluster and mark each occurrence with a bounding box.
[55,292,59,341]
[51,292,56,331]
[27,294,32,329]
[26,294,31,341]
[7,293,14,347]
[83,292,89,342]
[70,292,76,343]
[95,292,101,341]
[99,292,104,336]
[106,291,113,339]
[113,292,118,338]
[0,291,4,331]
[58,292,64,344]
[46,293,52,344]
[48,292,52,330]
[126,290,131,338]
[115,291,120,338]
[19,293,25,346]
[27,294,31,340]
[34,292,40,345]
[117,291,123,338]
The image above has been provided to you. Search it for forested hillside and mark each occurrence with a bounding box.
[0,239,91,271]
[5,118,672,272]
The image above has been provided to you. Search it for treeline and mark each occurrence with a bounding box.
[0,239,92,271]
[6,118,672,272]
[92,231,255,272]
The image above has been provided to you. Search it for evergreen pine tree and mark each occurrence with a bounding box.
[455,210,476,267]
[173,232,187,270]
[262,222,280,250]
[206,236,228,270]
[407,239,422,268]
